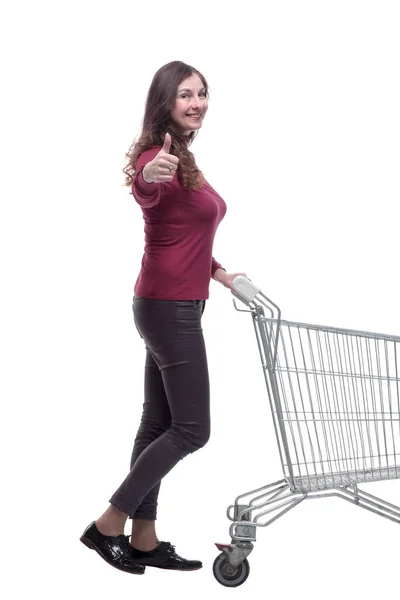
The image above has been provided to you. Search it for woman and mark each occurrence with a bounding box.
[80,60,247,576]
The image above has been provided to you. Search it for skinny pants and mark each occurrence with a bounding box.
[109,296,209,519]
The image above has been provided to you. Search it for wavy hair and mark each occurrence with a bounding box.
[123,61,209,191]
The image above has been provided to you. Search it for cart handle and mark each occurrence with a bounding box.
[230,275,282,324]
[231,275,261,305]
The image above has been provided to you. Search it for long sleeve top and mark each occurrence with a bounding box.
[131,146,227,300]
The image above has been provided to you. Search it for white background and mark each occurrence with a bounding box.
[1,0,399,598]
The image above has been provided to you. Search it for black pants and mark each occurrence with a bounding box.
[109,297,209,519]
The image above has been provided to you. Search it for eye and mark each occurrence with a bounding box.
[179,91,207,99]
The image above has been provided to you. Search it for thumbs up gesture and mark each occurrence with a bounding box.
[142,133,179,183]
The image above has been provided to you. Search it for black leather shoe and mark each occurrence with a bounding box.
[130,541,202,571]
[80,522,145,575]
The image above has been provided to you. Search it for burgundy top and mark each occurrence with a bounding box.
[132,146,227,300]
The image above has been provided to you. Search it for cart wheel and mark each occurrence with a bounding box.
[212,553,250,587]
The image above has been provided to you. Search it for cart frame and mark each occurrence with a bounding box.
[213,277,400,587]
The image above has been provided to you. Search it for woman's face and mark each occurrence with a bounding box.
[170,73,208,135]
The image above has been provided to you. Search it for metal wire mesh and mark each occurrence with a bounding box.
[255,316,400,492]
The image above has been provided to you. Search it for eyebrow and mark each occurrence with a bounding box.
[178,87,206,93]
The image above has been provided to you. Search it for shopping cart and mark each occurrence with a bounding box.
[213,276,400,587]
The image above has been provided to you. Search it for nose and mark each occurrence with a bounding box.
[190,95,205,110]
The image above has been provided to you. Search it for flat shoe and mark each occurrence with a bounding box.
[80,521,145,575]
[130,541,202,571]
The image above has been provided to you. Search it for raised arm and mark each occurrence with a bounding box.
[132,134,179,208]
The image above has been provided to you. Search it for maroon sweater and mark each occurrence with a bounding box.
[132,147,227,300]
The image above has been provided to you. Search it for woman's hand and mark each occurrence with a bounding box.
[142,133,179,183]
[214,269,249,290]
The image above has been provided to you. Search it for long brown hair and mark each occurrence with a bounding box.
[123,61,209,191]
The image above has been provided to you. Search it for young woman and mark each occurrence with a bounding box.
[80,60,247,575]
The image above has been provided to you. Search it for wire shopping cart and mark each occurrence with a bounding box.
[213,276,400,587]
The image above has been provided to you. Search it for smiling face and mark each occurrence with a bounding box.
[170,73,209,135]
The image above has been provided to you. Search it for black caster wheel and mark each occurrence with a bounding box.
[212,553,250,587]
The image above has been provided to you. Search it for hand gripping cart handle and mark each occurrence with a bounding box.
[212,276,400,588]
